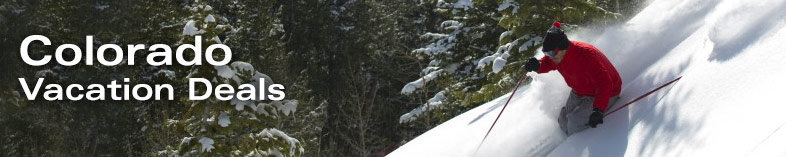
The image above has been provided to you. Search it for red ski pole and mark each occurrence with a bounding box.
[481,72,529,142]
[605,76,682,117]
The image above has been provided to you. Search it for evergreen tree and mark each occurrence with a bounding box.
[158,1,303,156]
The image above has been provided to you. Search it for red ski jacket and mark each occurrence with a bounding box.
[537,41,622,111]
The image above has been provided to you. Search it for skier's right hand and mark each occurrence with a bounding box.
[587,109,604,128]
[524,57,540,72]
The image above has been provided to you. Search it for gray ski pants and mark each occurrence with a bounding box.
[558,91,620,135]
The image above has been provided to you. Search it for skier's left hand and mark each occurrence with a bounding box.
[524,57,540,72]
[587,109,604,128]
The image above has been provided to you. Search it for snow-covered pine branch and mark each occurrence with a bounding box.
[477,33,542,73]
[401,69,444,95]
[399,91,446,123]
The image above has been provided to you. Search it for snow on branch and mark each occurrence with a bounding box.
[399,91,446,123]
[401,69,444,95]
[199,137,215,152]
[256,128,303,156]
[477,34,542,73]
[497,0,519,13]
[437,0,474,10]
[182,20,202,36]
[412,20,464,56]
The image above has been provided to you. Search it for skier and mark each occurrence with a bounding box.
[523,21,622,135]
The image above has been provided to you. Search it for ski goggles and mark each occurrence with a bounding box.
[543,48,559,58]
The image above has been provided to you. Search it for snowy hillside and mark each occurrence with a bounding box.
[390,0,786,156]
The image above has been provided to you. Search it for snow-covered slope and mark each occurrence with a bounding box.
[390,0,786,156]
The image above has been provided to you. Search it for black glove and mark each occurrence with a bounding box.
[587,108,604,128]
[524,57,540,72]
